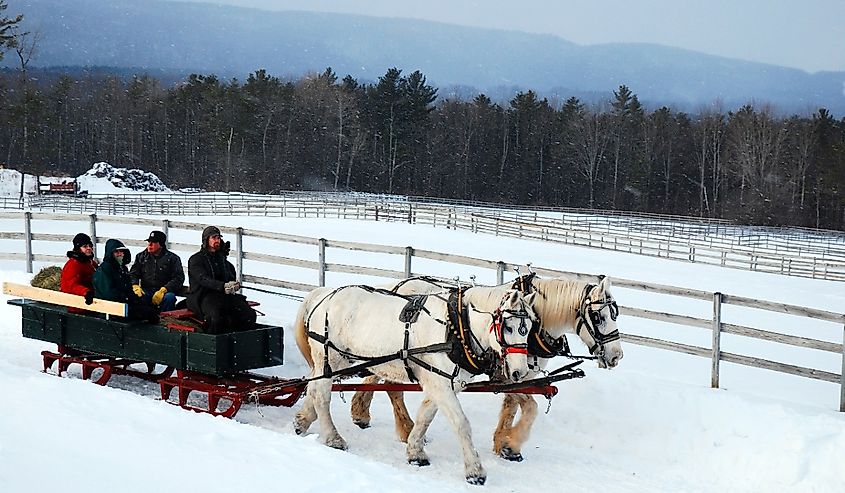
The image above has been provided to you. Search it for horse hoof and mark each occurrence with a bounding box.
[326,436,348,450]
[408,458,430,467]
[500,447,524,462]
[353,419,371,430]
[466,475,486,486]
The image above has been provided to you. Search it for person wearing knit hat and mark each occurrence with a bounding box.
[129,230,184,312]
[61,232,98,313]
[93,238,159,323]
[186,225,256,334]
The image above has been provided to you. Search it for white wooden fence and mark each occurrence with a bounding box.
[1,211,843,411]
[13,192,845,282]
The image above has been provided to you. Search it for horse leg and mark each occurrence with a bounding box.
[493,393,520,456]
[496,394,538,462]
[293,393,317,435]
[406,397,438,467]
[309,378,347,450]
[425,384,486,485]
[387,390,415,443]
[350,375,379,429]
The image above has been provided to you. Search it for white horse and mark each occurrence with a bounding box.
[293,284,538,485]
[349,274,623,461]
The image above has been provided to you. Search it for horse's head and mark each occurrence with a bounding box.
[576,276,623,368]
[489,290,537,382]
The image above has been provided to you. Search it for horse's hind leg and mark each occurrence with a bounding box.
[310,378,348,450]
[406,397,437,466]
[293,393,317,435]
[496,394,538,462]
[387,390,415,442]
[350,376,379,429]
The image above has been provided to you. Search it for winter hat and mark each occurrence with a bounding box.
[72,233,93,249]
[145,230,167,246]
[201,226,222,246]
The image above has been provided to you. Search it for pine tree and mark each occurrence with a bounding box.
[0,1,23,61]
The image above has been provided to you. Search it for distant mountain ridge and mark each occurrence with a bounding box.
[6,0,845,113]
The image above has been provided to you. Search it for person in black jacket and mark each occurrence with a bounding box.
[186,226,256,334]
[129,230,184,312]
[93,238,160,323]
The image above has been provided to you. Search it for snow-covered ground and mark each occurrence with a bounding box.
[0,170,845,493]
[1,169,844,492]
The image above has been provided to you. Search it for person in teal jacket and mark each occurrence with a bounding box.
[93,238,159,323]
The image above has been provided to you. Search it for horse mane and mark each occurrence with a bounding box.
[462,287,510,312]
[530,277,586,332]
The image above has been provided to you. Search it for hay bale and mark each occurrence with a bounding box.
[31,266,63,291]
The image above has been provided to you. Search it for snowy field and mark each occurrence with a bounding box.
[2,218,845,491]
[1,170,844,492]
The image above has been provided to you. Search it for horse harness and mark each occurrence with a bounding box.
[511,273,572,361]
[511,273,619,365]
[305,284,531,386]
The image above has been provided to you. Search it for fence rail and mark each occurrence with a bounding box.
[1,211,844,411]
[7,193,845,282]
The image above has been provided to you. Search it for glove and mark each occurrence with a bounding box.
[84,290,94,305]
[132,284,144,297]
[223,281,240,295]
[151,287,167,306]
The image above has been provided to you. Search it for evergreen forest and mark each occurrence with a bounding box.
[1,66,843,230]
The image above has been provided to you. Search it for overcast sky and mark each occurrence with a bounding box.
[172,0,844,73]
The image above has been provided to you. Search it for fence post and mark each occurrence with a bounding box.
[318,238,326,287]
[235,227,244,283]
[840,324,845,412]
[404,246,413,277]
[89,213,98,259]
[24,211,33,273]
[711,292,722,389]
[161,219,171,249]
[496,261,505,285]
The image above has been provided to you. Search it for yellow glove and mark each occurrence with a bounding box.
[132,284,144,297]
[152,287,167,306]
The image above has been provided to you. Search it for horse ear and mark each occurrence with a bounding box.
[508,290,519,305]
[597,276,611,294]
[524,292,537,305]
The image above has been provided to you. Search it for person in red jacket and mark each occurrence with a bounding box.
[60,233,98,313]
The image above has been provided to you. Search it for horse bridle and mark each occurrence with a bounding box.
[487,298,533,379]
[575,284,620,362]
[490,304,532,357]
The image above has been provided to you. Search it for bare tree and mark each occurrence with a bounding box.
[728,105,787,208]
[568,104,611,208]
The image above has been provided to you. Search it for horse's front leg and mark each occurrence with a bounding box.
[425,384,486,485]
[309,378,347,450]
[493,393,520,457]
[406,397,438,466]
[494,393,537,462]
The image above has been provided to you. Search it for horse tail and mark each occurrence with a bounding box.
[294,291,316,369]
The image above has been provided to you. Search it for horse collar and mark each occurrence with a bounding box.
[445,288,495,376]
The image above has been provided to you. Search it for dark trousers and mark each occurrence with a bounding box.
[127,301,160,323]
[197,291,257,334]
